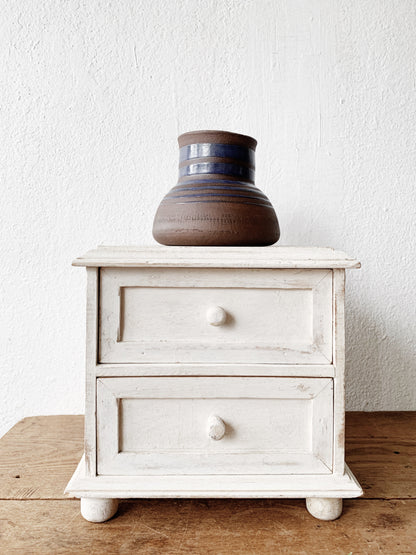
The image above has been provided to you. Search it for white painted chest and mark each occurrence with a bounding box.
[65,246,362,522]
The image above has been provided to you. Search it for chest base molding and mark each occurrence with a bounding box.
[66,456,362,499]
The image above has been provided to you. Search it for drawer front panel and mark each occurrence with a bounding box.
[97,377,333,476]
[99,268,332,364]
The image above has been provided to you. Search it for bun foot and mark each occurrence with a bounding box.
[80,497,119,522]
[306,497,342,520]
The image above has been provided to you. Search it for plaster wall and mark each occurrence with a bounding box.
[1,0,415,436]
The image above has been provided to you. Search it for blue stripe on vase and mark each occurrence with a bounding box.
[167,185,269,199]
[179,162,255,181]
[175,178,256,188]
[179,143,255,166]
[168,198,274,208]
[173,184,259,193]
[164,192,272,204]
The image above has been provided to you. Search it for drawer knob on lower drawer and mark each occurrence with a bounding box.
[207,415,226,440]
[206,305,227,326]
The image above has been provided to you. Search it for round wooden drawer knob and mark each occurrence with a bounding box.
[206,306,227,326]
[207,415,226,440]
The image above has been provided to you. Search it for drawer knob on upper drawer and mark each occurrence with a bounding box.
[207,415,226,440]
[206,306,227,326]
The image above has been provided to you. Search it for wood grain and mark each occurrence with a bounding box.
[0,413,415,552]
[0,499,415,554]
[346,411,416,499]
[0,416,84,500]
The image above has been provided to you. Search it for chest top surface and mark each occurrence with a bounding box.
[73,246,360,269]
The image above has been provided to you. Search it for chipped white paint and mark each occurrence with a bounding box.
[95,376,334,476]
[65,246,362,521]
[2,1,415,440]
[80,497,119,523]
[206,306,227,327]
[207,415,226,441]
[306,498,343,521]
[73,246,360,269]
[67,456,362,499]
[99,265,333,364]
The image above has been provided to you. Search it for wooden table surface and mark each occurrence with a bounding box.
[0,413,415,554]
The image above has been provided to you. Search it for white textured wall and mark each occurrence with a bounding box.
[1,1,415,436]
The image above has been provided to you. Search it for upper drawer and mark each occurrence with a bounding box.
[99,268,332,364]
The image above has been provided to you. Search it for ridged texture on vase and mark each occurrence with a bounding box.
[152,130,280,246]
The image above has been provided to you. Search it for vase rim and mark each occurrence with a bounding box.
[178,130,257,150]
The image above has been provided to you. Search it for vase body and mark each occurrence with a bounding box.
[152,130,280,246]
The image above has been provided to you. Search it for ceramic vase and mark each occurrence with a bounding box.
[152,130,280,246]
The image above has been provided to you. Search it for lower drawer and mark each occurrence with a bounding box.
[96,377,333,476]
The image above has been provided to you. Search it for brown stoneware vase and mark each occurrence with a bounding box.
[152,130,280,246]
